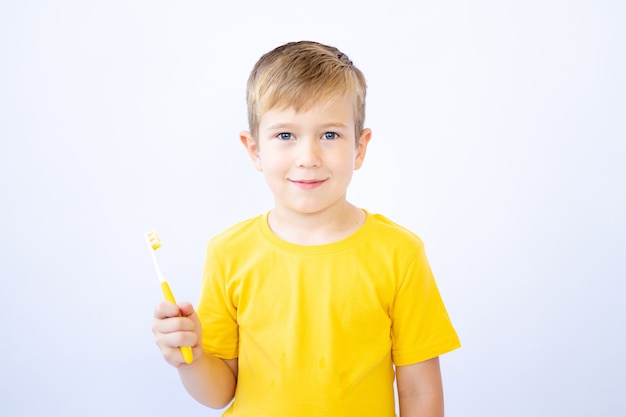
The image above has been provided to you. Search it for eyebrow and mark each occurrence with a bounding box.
[266,123,296,130]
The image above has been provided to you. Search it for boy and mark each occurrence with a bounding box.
[153,40,460,417]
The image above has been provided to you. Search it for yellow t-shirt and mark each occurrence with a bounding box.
[197,211,460,417]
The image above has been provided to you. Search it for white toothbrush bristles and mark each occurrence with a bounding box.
[145,231,166,283]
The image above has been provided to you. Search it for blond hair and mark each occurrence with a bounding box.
[246,41,367,141]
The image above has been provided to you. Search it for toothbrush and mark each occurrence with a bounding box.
[145,230,193,364]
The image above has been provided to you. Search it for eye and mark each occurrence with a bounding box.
[323,132,339,140]
[277,132,293,141]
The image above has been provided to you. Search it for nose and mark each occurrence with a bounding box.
[295,139,321,168]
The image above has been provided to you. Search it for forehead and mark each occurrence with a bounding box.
[258,96,356,130]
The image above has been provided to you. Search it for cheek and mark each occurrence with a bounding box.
[329,150,358,172]
[258,152,287,176]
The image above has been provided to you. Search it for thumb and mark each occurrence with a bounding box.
[178,302,197,319]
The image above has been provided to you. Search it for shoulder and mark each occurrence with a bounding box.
[207,214,265,252]
[366,212,425,249]
[362,212,430,269]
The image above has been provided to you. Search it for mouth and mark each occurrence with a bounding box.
[289,178,327,189]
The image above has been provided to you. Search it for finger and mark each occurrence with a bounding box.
[179,302,203,330]
[153,315,196,334]
[178,302,195,317]
[154,301,181,319]
[157,330,199,350]
[160,345,189,367]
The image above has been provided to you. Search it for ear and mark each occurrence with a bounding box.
[354,128,372,170]
[239,131,263,172]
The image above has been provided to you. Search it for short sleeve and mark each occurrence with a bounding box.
[196,242,239,359]
[390,242,460,366]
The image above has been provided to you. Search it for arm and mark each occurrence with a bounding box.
[153,301,238,408]
[396,357,444,417]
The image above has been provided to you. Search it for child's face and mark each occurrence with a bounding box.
[240,97,371,217]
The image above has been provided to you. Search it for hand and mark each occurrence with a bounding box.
[152,301,203,367]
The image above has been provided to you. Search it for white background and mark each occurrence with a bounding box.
[1,1,624,416]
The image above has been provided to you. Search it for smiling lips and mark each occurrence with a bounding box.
[290,179,327,189]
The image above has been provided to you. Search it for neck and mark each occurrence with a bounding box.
[268,202,365,245]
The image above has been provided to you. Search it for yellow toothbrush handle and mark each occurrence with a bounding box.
[160,281,177,304]
[161,281,194,364]
[180,346,193,364]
